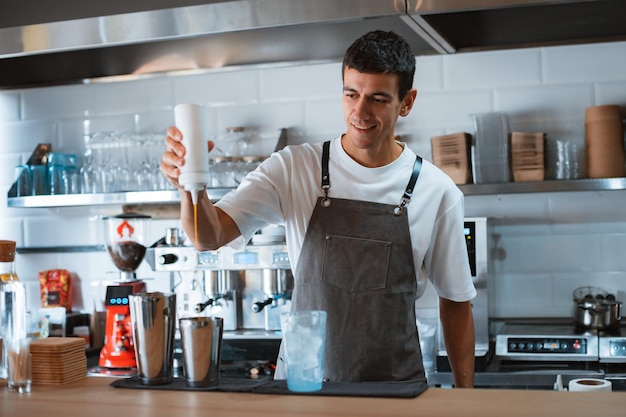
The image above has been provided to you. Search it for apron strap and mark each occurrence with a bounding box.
[320,140,422,214]
[394,155,422,216]
[321,141,331,207]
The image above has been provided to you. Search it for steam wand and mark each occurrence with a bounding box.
[251,298,274,313]
[194,298,216,313]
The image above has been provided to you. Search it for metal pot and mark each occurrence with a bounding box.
[573,286,622,333]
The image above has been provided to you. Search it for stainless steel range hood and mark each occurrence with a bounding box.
[0,0,625,89]
[412,0,626,52]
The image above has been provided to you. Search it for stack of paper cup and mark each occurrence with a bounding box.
[585,104,624,178]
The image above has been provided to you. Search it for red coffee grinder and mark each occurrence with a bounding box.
[98,213,150,372]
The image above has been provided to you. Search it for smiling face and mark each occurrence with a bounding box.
[341,67,416,167]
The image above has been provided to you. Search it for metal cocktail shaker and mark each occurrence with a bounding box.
[179,316,223,387]
[129,292,177,385]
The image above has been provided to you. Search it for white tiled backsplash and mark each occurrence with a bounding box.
[1,40,626,322]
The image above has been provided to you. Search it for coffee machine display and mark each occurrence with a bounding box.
[97,213,151,374]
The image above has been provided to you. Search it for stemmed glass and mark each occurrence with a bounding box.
[131,133,151,191]
[81,132,109,193]
[148,133,171,190]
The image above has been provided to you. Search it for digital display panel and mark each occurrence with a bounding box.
[198,251,220,266]
[464,222,476,276]
[104,285,133,306]
[272,251,289,265]
[233,250,259,265]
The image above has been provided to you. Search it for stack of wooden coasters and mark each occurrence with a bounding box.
[30,337,87,384]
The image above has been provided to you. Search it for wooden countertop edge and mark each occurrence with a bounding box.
[2,376,626,417]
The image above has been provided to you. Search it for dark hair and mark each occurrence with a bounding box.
[342,30,415,101]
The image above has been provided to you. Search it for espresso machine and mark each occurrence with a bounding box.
[97,213,151,373]
[146,227,293,374]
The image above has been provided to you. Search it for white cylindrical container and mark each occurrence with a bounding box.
[568,378,612,392]
[174,103,211,204]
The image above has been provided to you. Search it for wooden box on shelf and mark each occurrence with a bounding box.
[510,132,545,182]
[431,132,472,185]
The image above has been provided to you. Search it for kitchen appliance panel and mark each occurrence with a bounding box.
[600,337,626,363]
[436,217,490,371]
[495,323,599,361]
[599,326,626,364]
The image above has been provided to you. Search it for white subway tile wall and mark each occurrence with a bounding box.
[1,40,625,321]
[0,91,21,122]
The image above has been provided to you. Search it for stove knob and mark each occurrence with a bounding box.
[527,343,535,351]
[158,253,179,265]
[536,342,543,350]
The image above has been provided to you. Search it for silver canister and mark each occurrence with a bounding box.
[129,292,177,385]
[179,316,223,387]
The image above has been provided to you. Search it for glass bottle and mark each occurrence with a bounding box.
[0,240,27,379]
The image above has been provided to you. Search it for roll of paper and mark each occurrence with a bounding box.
[568,378,612,392]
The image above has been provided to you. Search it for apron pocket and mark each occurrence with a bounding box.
[321,234,391,292]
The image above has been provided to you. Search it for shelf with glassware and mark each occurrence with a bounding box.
[5,188,232,208]
[8,129,626,208]
[7,129,268,208]
[8,178,626,209]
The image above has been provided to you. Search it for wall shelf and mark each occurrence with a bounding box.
[6,188,231,208]
[7,178,626,208]
[459,177,626,196]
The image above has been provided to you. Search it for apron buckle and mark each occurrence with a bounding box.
[394,196,410,215]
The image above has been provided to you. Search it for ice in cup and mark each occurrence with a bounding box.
[280,310,327,392]
[7,338,31,393]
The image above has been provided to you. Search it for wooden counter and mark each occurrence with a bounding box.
[1,377,625,417]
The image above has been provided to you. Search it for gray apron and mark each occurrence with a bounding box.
[276,141,425,382]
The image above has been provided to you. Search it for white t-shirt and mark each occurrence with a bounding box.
[216,136,476,302]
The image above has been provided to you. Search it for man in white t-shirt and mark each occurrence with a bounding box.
[161,30,476,388]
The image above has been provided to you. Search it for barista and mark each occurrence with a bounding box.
[161,30,476,388]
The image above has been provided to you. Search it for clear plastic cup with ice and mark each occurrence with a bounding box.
[280,310,327,392]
